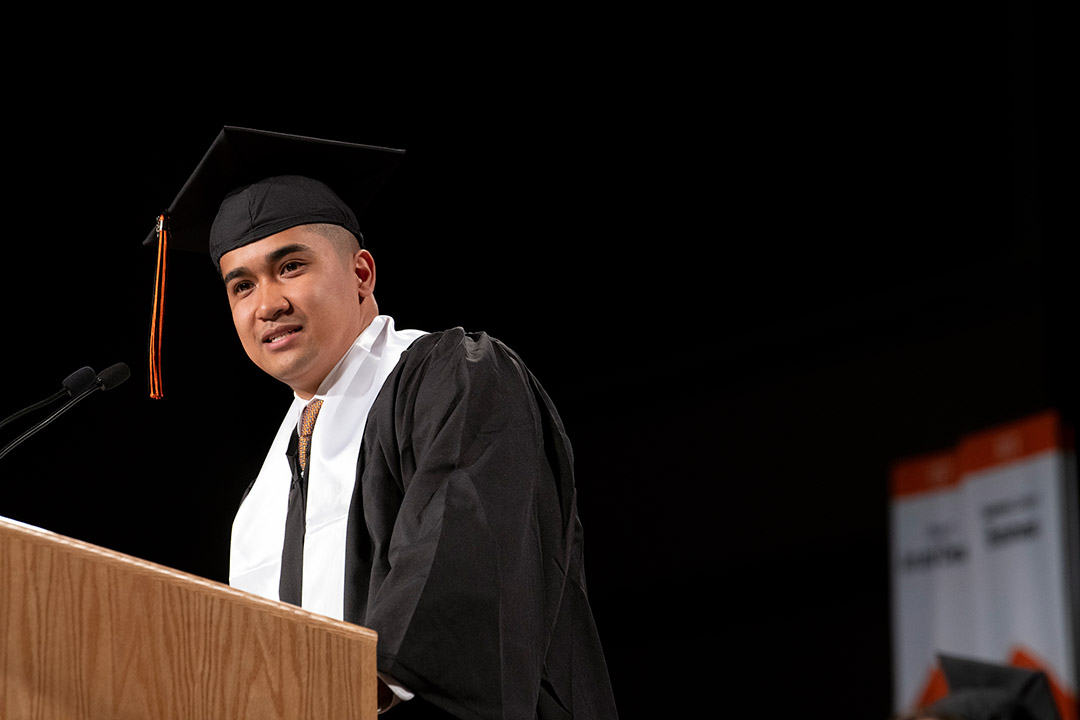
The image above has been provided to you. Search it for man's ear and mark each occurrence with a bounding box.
[354,249,376,298]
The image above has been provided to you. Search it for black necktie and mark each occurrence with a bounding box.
[279,399,323,605]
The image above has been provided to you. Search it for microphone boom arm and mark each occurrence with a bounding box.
[0,389,68,432]
[0,385,101,461]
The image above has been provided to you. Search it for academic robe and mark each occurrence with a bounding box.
[343,328,618,720]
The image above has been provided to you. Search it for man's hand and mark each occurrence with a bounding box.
[377,677,394,713]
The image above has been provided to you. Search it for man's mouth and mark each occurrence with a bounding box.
[264,327,301,344]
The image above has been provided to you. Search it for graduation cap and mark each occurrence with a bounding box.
[927,654,1063,720]
[143,126,405,398]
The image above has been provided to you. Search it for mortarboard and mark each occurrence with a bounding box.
[143,126,405,399]
[928,654,1063,720]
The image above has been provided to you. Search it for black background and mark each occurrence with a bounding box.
[1,5,1074,718]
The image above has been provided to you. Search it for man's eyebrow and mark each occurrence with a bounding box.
[222,266,249,285]
[222,243,314,285]
[268,243,314,263]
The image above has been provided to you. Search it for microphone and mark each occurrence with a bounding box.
[0,362,131,461]
[0,366,100,432]
[97,363,131,391]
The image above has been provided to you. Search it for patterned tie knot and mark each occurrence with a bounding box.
[298,399,323,475]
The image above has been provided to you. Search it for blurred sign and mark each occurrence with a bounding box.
[889,410,1078,720]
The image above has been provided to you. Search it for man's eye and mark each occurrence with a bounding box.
[282,261,304,274]
[232,281,253,295]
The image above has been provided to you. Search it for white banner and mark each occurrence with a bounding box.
[889,411,1078,719]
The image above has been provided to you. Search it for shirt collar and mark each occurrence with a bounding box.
[288,315,390,418]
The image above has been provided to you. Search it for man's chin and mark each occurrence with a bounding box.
[255,353,322,397]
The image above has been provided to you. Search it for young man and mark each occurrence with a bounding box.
[148,127,617,719]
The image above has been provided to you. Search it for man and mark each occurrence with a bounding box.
[147,127,618,719]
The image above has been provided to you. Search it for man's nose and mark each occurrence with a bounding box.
[256,284,290,320]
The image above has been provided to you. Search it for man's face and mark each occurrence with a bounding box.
[219,225,375,398]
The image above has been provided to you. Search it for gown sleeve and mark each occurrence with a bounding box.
[346,329,577,719]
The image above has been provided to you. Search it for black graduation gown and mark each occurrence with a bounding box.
[342,329,617,720]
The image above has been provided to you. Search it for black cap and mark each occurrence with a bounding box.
[144,126,404,271]
[928,654,1063,720]
[143,126,404,399]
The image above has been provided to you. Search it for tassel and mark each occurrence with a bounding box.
[149,214,168,399]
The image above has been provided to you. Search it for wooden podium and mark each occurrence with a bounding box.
[0,516,377,719]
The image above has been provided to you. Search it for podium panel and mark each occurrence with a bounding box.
[0,516,377,720]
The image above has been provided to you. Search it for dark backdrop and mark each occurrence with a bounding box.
[1,5,1073,717]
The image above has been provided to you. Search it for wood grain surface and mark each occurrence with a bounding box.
[0,517,377,719]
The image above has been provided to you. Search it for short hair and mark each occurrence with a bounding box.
[306,223,361,259]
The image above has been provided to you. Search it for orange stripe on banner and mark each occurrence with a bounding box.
[890,450,959,499]
[914,662,948,711]
[957,410,1062,475]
